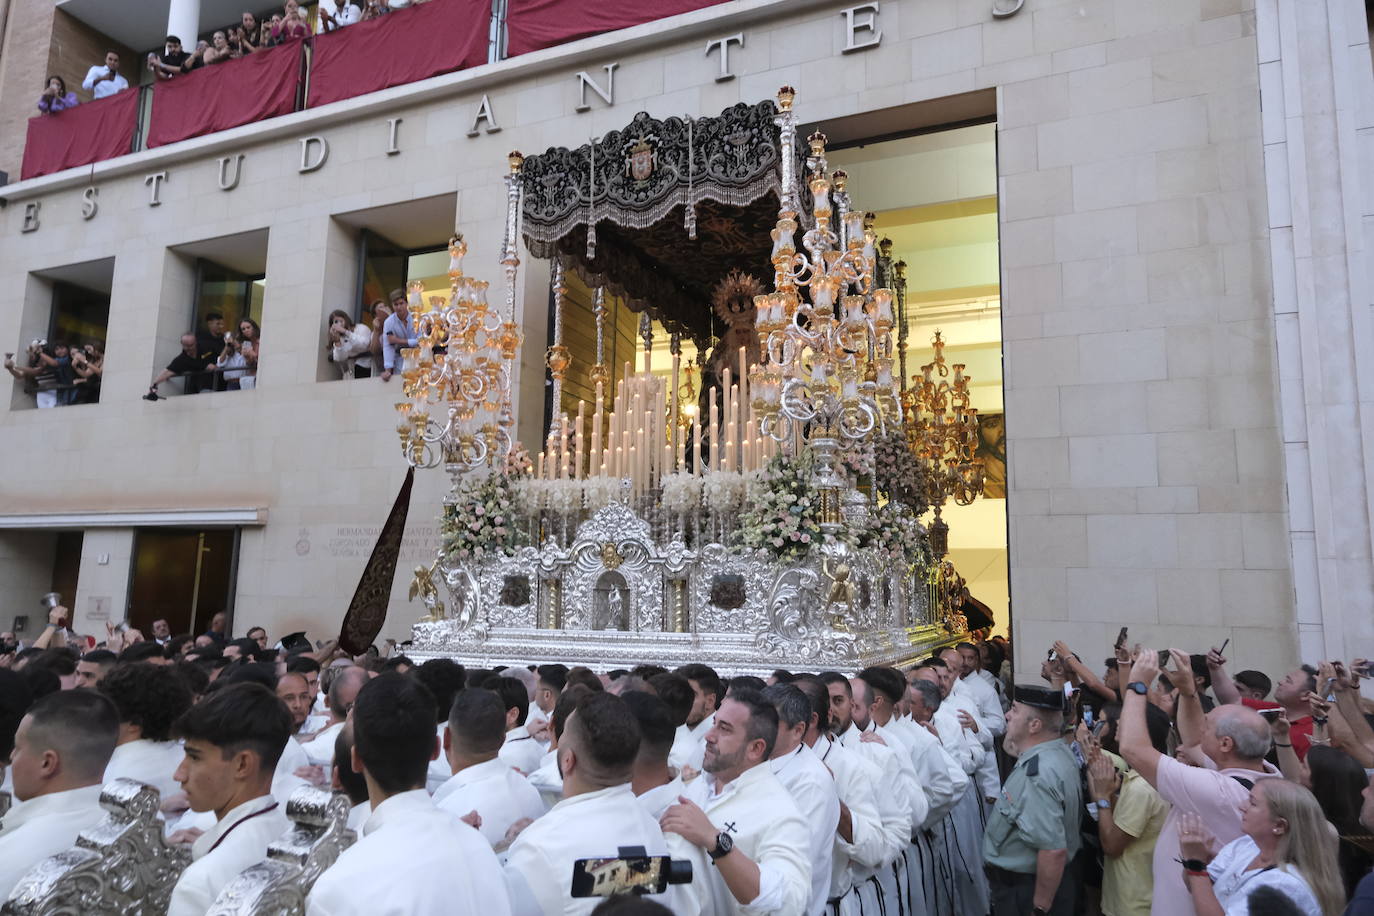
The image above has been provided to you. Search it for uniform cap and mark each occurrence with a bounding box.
[1012,683,1065,712]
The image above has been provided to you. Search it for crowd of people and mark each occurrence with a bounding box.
[4,338,104,406]
[1,609,1371,916]
[325,288,414,382]
[37,0,429,116]
[145,312,260,400]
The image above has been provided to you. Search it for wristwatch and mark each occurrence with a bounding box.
[1095,798,1112,810]
[1126,681,1149,696]
[1032,906,1049,916]
[708,831,734,861]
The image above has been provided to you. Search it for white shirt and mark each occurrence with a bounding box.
[433,757,545,847]
[104,738,185,801]
[300,714,331,736]
[814,735,887,896]
[274,736,313,804]
[426,723,450,794]
[669,725,706,772]
[301,722,344,765]
[836,723,913,866]
[674,762,812,916]
[346,802,369,832]
[1206,835,1322,916]
[81,64,129,99]
[635,772,685,820]
[167,795,289,916]
[957,673,1006,737]
[315,1,362,31]
[0,784,105,900]
[500,726,545,776]
[527,750,562,812]
[769,743,840,916]
[309,789,511,916]
[505,782,690,916]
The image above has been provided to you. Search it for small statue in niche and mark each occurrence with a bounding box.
[592,570,631,631]
[408,559,445,622]
[821,554,855,630]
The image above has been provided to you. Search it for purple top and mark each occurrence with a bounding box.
[37,91,78,113]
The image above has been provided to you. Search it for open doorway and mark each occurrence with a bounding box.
[126,529,238,638]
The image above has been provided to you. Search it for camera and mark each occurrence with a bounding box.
[569,847,692,898]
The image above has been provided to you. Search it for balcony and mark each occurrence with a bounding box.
[23,0,733,180]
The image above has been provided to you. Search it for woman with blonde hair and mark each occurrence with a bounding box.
[1178,777,1346,915]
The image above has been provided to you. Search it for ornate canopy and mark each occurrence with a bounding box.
[520,100,787,341]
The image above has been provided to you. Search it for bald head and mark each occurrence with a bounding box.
[1210,704,1271,761]
[328,666,369,719]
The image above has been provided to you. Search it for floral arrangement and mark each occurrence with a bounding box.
[872,428,928,515]
[505,443,533,478]
[703,470,751,514]
[661,472,703,514]
[441,473,526,561]
[853,503,929,566]
[740,453,824,561]
[582,476,618,513]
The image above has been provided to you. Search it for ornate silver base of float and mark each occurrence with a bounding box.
[408,503,952,674]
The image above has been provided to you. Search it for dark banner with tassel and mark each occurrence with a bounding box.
[338,466,415,655]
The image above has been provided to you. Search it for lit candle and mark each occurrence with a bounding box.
[575,401,585,481]
[591,393,603,477]
[692,410,702,477]
[709,387,719,472]
[670,353,680,470]
[537,452,544,480]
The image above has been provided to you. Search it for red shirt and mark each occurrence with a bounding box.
[1240,697,1313,758]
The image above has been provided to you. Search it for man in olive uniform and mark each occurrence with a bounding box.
[983,684,1081,916]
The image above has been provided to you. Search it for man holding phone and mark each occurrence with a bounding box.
[81,51,128,99]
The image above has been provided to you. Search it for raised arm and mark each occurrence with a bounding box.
[1169,649,1208,751]
[1118,649,1164,788]
[1207,648,1242,706]
[1055,640,1115,704]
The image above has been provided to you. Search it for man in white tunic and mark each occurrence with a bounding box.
[435,687,545,846]
[99,661,193,800]
[671,663,722,774]
[762,683,840,916]
[167,683,294,916]
[505,692,691,915]
[299,666,368,766]
[0,690,119,901]
[493,675,546,776]
[308,674,512,916]
[623,691,685,820]
[904,675,973,916]
[661,688,811,916]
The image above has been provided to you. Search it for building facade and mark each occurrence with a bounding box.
[1,0,1371,677]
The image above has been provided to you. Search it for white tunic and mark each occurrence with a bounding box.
[835,723,914,863]
[673,762,812,916]
[769,744,840,916]
[273,736,313,805]
[635,773,686,820]
[500,727,545,776]
[894,718,967,828]
[669,715,713,772]
[814,735,888,895]
[527,750,562,812]
[958,673,1006,736]
[504,782,690,916]
[168,795,289,916]
[433,756,546,847]
[0,784,105,901]
[301,722,345,766]
[103,738,185,800]
[425,723,450,794]
[308,789,511,916]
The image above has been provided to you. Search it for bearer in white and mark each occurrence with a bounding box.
[100,661,193,800]
[623,691,686,820]
[0,690,119,901]
[434,688,545,847]
[670,663,722,773]
[167,683,293,916]
[504,692,690,915]
[492,675,545,776]
[661,688,811,916]
[308,674,511,916]
[299,666,368,766]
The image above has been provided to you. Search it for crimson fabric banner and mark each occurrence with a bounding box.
[20,89,139,180]
[308,0,490,108]
[505,0,732,57]
[148,42,303,148]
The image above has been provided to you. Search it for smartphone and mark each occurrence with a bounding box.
[1216,637,1230,655]
[1354,661,1373,677]
[1157,648,1173,664]
[1082,707,1094,728]
[1114,627,1129,650]
[1257,708,1282,721]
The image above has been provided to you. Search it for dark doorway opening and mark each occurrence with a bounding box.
[127,529,239,638]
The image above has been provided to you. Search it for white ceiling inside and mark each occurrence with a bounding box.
[57,0,277,53]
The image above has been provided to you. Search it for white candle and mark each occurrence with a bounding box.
[575,401,585,481]
[709,388,719,473]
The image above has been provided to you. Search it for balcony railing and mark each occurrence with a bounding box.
[21,0,730,181]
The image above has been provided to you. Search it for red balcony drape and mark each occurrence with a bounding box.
[147,42,304,148]
[20,89,139,180]
[505,0,732,57]
[308,0,490,108]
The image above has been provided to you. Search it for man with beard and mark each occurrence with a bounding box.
[661,687,810,915]
[671,663,721,773]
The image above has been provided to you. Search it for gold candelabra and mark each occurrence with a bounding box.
[395,154,526,478]
[751,87,901,515]
[905,329,984,556]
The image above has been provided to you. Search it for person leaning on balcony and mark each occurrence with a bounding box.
[145,334,217,400]
[147,36,193,80]
[238,11,262,52]
[379,288,415,383]
[271,0,311,43]
[81,52,128,101]
[361,0,390,19]
[36,76,77,114]
[326,309,374,379]
[318,0,363,32]
[203,31,240,65]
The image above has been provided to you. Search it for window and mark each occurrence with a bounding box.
[7,259,113,409]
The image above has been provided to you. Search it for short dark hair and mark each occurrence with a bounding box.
[174,682,292,771]
[0,669,35,761]
[487,676,529,727]
[552,684,594,741]
[590,896,674,916]
[118,641,166,664]
[674,664,721,706]
[646,673,693,728]
[167,635,195,656]
[352,674,436,795]
[414,659,466,724]
[726,675,766,694]
[761,683,811,730]
[246,626,266,638]
[100,662,193,742]
[25,688,119,779]
[448,687,506,756]
[223,662,279,690]
[629,664,667,680]
[770,669,795,684]
[818,671,851,694]
[382,655,414,672]
[172,661,210,697]
[29,648,77,677]
[622,690,675,759]
[1234,669,1272,698]
[81,649,118,666]
[856,666,905,706]
[287,655,321,675]
[537,664,568,693]
[791,675,830,733]
[567,692,640,775]
[724,687,778,759]
[204,310,223,320]
[1189,654,1212,689]
[566,667,604,693]
[333,723,368,806]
